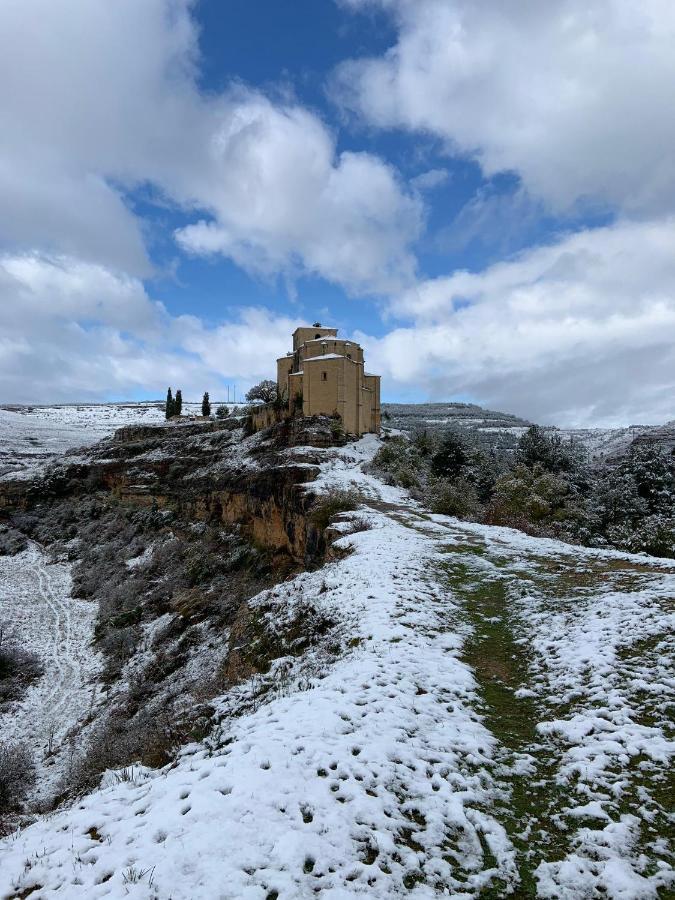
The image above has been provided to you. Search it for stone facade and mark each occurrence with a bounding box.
[276,326,381,437]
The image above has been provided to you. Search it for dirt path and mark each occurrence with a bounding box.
[0,543,102,800]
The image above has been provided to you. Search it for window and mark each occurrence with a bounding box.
[315,333,321,339]
[321,371,328,381]
[346,353,352,360]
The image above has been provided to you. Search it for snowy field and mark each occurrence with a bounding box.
[1,435,673,898]
[0,402,245,481]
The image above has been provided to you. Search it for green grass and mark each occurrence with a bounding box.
[434,541,675,896]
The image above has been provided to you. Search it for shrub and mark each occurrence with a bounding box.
[0,640,44,704]
[215,405,230,419]
[0,742,36,810]
[330,419,346,441]
[487,464,573,526]
[426,477,481,518]
[369,436,422,489]
[309,489,359,530]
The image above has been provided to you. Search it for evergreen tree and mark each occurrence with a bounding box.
[201,392,211,417]
[174,389,183,417]
[431,432,470,479]
[165,388,174,420]
[516,424,583,474]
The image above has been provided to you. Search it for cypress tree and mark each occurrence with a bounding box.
[174,389,183,417]
[165,388,174,420]
[201,391,211,417]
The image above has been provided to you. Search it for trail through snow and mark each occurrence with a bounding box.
[0,544,102,801]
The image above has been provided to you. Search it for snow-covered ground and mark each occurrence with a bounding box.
[0,543,104,803]
[1,436,673,898]
[0,402,247,481]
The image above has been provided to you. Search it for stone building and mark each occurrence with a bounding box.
[276,326,381,436]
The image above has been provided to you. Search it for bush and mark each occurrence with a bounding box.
[0,640,44,704]
[309,489,359,530]
[215,405,230,419]
[487,464,574,526]
[426,477,481,518]
[0,742,36,810]
[369,436,423,490]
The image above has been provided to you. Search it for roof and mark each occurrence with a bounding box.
[304,337,355,345]
[292,326,337,335]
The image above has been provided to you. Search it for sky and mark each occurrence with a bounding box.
[1,0,674,427]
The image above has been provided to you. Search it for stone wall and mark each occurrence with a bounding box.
[249,403,292,433]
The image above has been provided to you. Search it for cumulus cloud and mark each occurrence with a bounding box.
[0,254,292,403]
[174,92,421,293]
[0,0,420,294]
[357,218,675,426]
[335,0,675,214]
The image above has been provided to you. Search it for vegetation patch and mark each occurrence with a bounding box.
[309,488,359,531]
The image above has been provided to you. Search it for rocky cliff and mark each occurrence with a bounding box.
[0,415,349,808]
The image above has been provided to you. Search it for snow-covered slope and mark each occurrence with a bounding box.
[0,543,103,805]
[1,439,673,899]
[0,403,246,481]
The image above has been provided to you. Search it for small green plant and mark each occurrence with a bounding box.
[309,488,359,530]
[330,419,345,440]
[215,404,230,419]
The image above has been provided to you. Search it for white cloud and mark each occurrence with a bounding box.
[0,0,420,293]
[174,92,422,294]
[0,253,291,403]
[410,168,449,192]
[357,218,675,426]
[335,0,675,215]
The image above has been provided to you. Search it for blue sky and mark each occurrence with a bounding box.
[0,0,674,425]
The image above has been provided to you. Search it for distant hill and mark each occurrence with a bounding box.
[382,401,674,464]
[381,402,532,452]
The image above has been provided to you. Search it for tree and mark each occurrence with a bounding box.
[165,388,174,420]
[201,392,211,417]
[431,433,470,479]
[516,425,583,474]
[215,405,230,419]
[624,444,674,512]
[174,389,183,417]
[246,379,278,404]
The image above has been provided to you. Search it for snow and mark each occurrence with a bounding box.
[0,542,104,803]
[1,422,673,897]
[0,402,248,481]
[303,353,348,361]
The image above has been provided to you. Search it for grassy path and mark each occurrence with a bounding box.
[431,527,675,897]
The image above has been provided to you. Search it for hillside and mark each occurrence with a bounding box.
[381,402,532,453]
[381,402,675,465]
[0,407,673,897]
